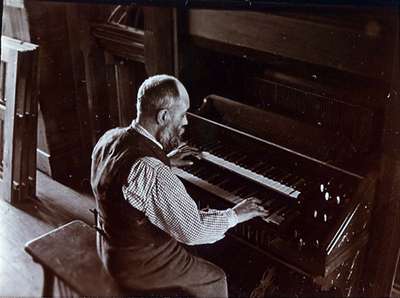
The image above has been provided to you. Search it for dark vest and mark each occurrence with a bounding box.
[91,126,174,248]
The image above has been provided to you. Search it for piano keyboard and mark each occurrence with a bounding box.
[201,151,301,199]
[173,167,285,225]
[186,140,306,198]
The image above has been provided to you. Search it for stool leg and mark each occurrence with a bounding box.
[42,267,54,297]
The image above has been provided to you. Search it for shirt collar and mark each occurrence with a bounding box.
[130,120,163,150]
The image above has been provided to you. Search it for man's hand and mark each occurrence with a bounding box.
[233,197,269,224]
[168,143,201,167]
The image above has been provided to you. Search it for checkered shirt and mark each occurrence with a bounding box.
[122,157,238,245]
[122,123,238,245]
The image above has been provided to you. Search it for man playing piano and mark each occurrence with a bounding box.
[91,74,268,297]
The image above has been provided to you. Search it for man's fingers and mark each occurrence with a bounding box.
[258,208,269,215]
[253,205,267,213]
[180,145,198,151]
[254,209,269,218]
[257,205,266,211]
[248,203,268,217]
[246,197,262,204]
[179,150,200,158]
[178,144,199,153]
[178,142,188,148]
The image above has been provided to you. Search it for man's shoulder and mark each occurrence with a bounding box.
[96,127,129,147]
[92,127,137,156]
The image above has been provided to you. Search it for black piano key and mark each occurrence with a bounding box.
[212,148,232,159]
[245,190,263,198]
[222,150,240,160]
[249,161,266,171]
[261,167,280,178]
[272,168,289,179]
[284,175,301,186]
[237,185,257,197]
[206,169,233,183]
[262,200,278,213]
[266,199,286,214]
[215,178,232,188]
[279,173,293,184]
[274,170,292,183]
[190,163,205,175]
[222,150,242,161]
[184,163,202,174]
[258,165,276,176]
[237,156,259,169]
[205,143,224,153]
[233,155,248,164]
[219,178,245,193]
[229,152,249,164]
[230,185,248,196]
[207,174,227,185]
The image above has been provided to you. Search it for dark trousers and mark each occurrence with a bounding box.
[97,233,228,298]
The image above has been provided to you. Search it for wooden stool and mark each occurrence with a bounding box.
[25,220,187,297]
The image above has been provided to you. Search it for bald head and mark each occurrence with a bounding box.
[136,74,188,117]
[135,75,190,152]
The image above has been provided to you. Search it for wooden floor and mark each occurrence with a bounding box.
[0,171,95,297]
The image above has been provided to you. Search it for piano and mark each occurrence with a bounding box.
[174,94,378,296]
[167,7,394,296]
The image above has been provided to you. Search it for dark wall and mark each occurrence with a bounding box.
[3,1,113,187]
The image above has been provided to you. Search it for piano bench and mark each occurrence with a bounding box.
[24,220,185,297]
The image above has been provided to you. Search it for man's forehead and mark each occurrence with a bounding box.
[177,85,189,108]
[173,98,189,111]
[181,95,190,108]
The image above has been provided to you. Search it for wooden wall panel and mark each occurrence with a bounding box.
[3,1,114,186]
[188,9,395,79]
[3,1,79,184]
[65,3,114,151]
[144,7,174,75]
[3,2,176,186]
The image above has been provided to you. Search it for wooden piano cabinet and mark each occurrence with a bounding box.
[0,36,38,204]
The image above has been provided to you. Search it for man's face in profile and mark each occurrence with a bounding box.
[159,96,189,153]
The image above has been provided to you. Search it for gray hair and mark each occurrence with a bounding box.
[136,74,181,115]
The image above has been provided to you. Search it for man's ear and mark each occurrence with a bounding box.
[156,109,169,125]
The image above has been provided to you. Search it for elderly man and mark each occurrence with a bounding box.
[91,74,268,297]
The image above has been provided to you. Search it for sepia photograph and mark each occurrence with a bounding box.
[0,0,399,297]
